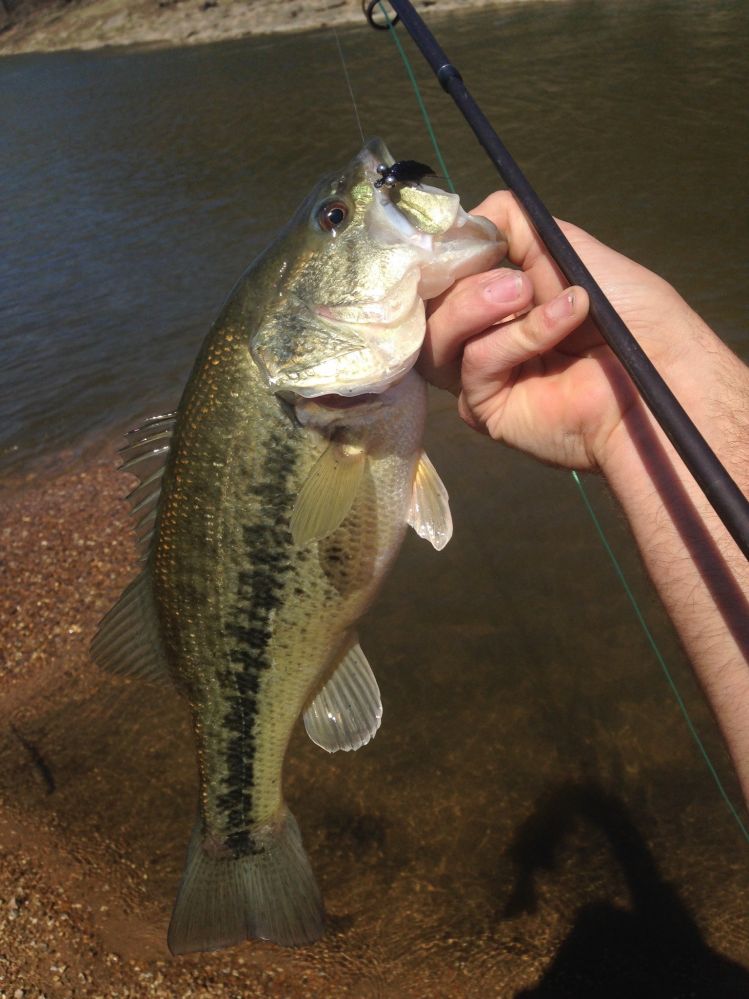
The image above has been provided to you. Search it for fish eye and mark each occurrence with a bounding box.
[317,200,349,234]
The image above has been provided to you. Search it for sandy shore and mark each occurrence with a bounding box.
[2,441,749,997]
[0,0,540,57]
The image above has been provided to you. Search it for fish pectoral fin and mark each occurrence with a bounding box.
[303,639,382,753]
[407,450,453,551]
[290,441,366,546]
[90,570,169,682]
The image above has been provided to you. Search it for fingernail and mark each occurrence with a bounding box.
[484,271,523,303]
[544,291,575,322]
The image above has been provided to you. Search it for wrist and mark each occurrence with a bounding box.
[598,325,748,499]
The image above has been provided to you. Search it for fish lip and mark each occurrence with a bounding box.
[359,137,393,183]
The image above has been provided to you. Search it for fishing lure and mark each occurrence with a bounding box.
[374,159,436,189]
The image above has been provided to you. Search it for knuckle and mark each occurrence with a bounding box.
[515,310,548,355]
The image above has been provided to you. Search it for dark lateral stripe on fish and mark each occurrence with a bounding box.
[215,431,298,855]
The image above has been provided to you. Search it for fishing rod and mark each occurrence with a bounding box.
[364,0,749,562]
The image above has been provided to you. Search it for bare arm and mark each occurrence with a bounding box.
[601,322,749,797]
[421,191,749,801]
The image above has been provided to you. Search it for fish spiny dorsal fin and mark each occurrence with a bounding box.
[407,450,453,551]
[119,412,176,561]
[290,441,366,546]
[90,570,169,682]
[303,638,382,753]
[89,413,177,682]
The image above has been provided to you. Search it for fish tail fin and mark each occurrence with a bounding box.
[167,808,324,954]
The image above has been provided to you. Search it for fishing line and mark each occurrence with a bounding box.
[571,471,749,842]
[371,0,749,840]
[333,28,365,146]
[374,13,454,194]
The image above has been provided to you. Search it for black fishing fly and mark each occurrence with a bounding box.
[374,159,436,189]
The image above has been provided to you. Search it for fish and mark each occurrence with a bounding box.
[90,138,505,955]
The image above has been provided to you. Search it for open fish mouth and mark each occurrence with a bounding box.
[253,137,505,403]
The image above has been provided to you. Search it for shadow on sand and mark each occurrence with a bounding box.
[504,781,749,998]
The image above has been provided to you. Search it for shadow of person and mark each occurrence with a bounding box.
[503,781,749,998]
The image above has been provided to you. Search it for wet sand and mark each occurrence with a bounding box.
[0,0,549,57]
[2,433,749,997]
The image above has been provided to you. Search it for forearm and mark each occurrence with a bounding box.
[600,316,749,801]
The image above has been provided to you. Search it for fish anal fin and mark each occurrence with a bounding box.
[290,441,365,546]
[304,639,382,753]
[90,570,169,682]
[407,450,453,551]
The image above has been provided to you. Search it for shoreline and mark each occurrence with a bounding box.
[0,0,551,58]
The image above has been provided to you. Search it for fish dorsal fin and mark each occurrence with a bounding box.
[90,570,169,682]
[290,441,366,546]
[119,412,176,560]
[407,450,453,551]
[303,639,382,753]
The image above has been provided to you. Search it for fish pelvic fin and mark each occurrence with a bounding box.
[290,440,366,546]
[304,638,382,753]
[168,809,324,954]
[90,570,169,682]
[407,450,453,551]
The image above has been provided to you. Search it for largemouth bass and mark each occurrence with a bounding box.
[91,138,505,954]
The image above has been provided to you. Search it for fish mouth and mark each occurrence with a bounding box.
[263,275,425,401]
[255,141,504,404]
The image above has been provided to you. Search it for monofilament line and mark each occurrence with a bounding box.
[333,28,365,146]
[571,471,749,843]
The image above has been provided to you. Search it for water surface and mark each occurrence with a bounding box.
[0,0,746,470]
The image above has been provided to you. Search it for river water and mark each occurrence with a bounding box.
[1,0,747,994]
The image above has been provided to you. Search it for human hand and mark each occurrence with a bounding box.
[420,191,702,472]
[421,195,749,806]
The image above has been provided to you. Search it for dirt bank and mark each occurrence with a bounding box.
[0,0,535,56]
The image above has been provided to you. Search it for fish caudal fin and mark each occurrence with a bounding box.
[167,810,324,954]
